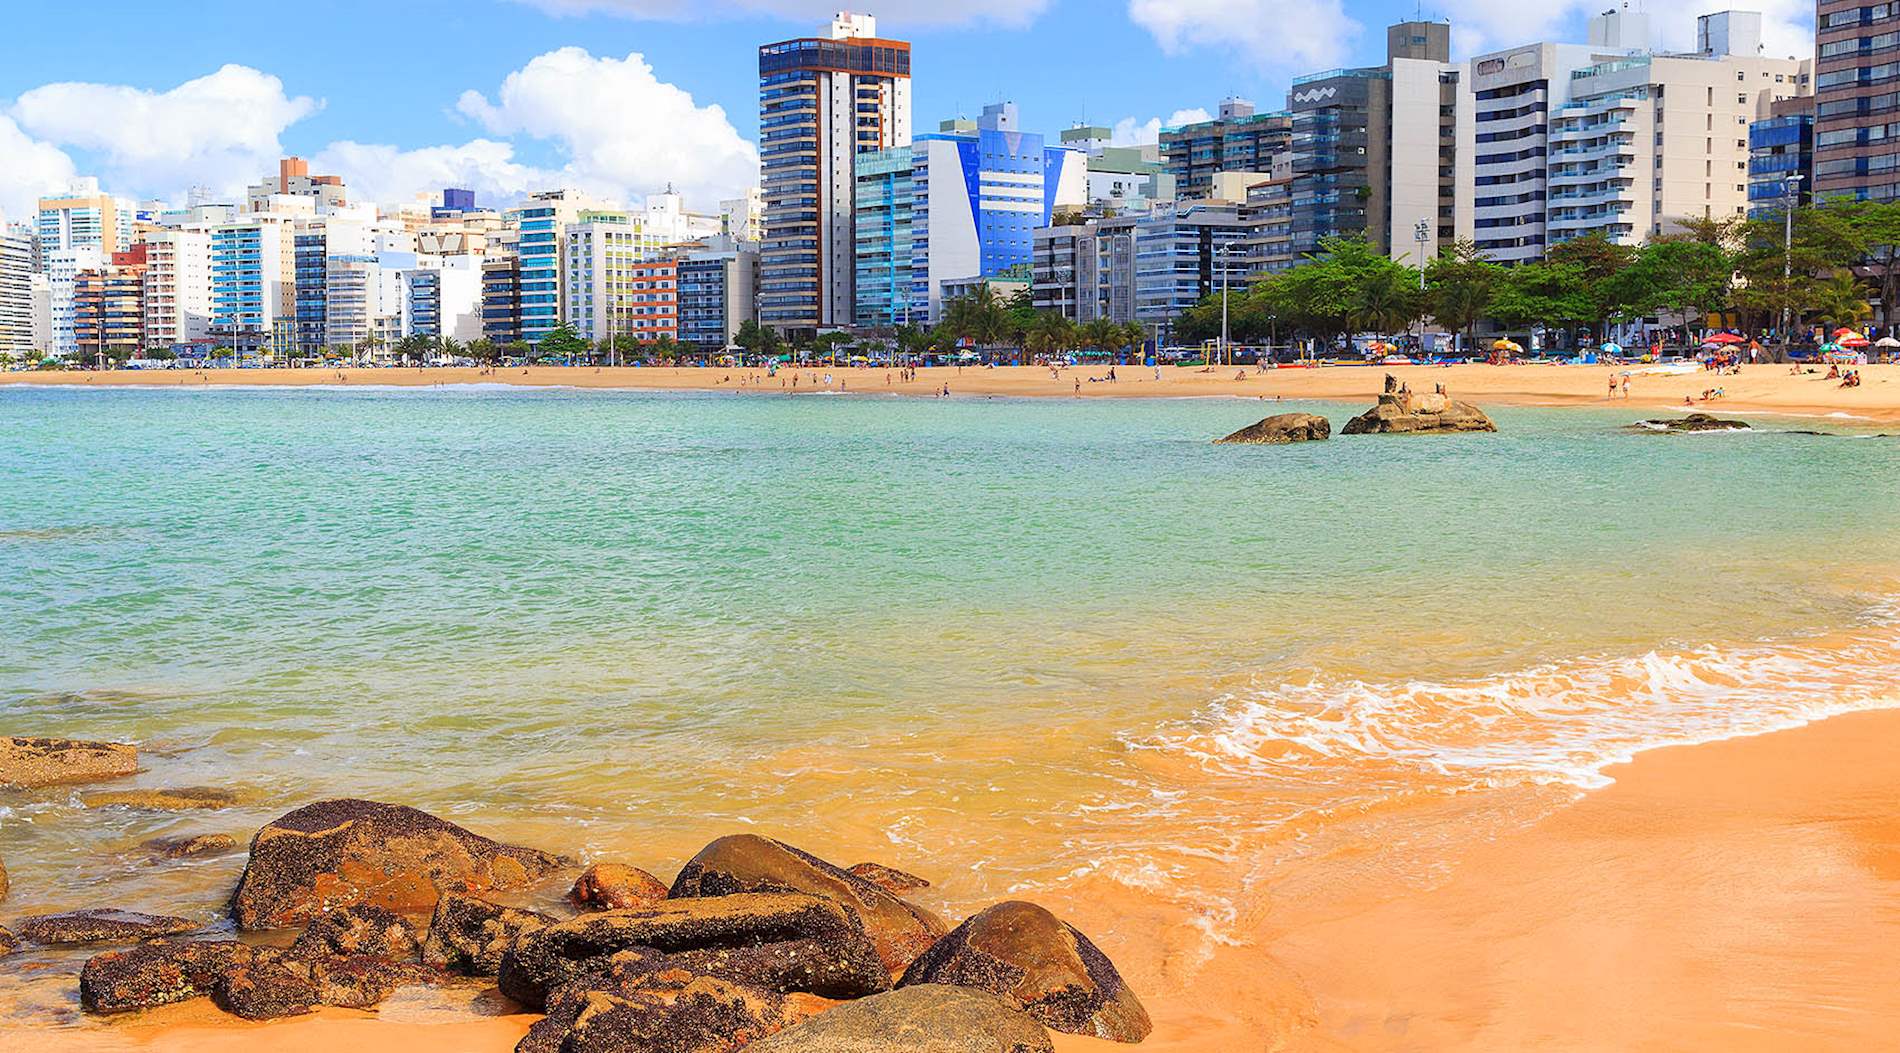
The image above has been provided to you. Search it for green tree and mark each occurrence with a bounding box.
[811,331,853,364]
[1834,199,1900,328]
[1426,240,1503,356]
[1023,311,1076,359]
[1488,261,1594,345]
[1544,233,1637,347]
[1607,240,1735,332]
[466,338,498,364]
[1807,270,1873,331]
[503,340,532,363]
[535,324,588,361]
[735,320,784,359]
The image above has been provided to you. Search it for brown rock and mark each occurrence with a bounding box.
[17,909,200,945]
[748,984,1055,1053]
[230,799,563,930]
[1213,412,1332,445]
[423,894,556,977]
[0,854,8,901]
[284,951,446,1009]
[144,833,240,859]
[847,862,931,895]
[79,940,253,1013]
[1633,413,1752,433]
[0,926,16,957]
[518,973,804,1053]
[899,901,1151,1043]
[498,893,889,1009]
[84,786,239,811]
[569,862,669,911]
[670,835,946,974]
[212,956,318,1020]
[289,904,422,961]
[0,736,138,788]
[1340,379,1496,435]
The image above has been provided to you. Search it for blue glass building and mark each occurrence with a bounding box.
[1749,107,1814,219]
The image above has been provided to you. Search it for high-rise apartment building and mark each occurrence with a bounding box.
[247,157,348,213]
[141,230,213,349]
[679,245,760,351]
[482,257,523,346]
[72,247,148,361]
[1470,42,1604,263]
[505,190,600,345]
[210,215,297,356]
[1749,98,1816,217]
[1815,0,1900,201]
[38,180,120,358]
[0,224,36,359]
[758,11,911,336]
[1160,100,1292,200]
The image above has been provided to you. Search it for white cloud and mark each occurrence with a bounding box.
[10,65,318,202]
[1127,0,1360,72]
[1442,0,1814,57]
[512,0,1048,26]
[452,47,758,205]
[313,140,552,208]
[1112,107,1213,147]
[0,116,77,224]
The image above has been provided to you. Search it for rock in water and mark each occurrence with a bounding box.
[518,973,811,1053]
[423,894,556,977]
[1631,413,1751,433]
[212,956,318,1020]
[0,736,138,788]
[289,904,422,961]
[0,926,16,957]
[17,909,200,945]
[84,786,239,811]
[498,893,889,1009]
[847,862,932,895]
[569,862,669,911]
[747,985,1055,1053]
[80,940,253,1013]
[670,835,946,974]
[0,854,8,902]
[1340,379,1496,435]
[231,799,563,930]
[144,833,239,859]
[1213,412,1331,445]
[899,901,1151,1043]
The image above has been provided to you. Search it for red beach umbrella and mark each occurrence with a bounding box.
[1704,332,1745,345]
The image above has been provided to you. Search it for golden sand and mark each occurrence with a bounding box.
[5,362,1897,423]
[26,710,1900,1053]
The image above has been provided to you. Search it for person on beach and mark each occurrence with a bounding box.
[1621,375,1631,399]
[1609,375,1618,399]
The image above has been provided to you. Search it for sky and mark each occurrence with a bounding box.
[0,0,1816,223]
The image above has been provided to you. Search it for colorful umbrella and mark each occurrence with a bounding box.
[1704,332,1745,345]
[1840,334,1871,348]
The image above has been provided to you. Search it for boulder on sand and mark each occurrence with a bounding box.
[670,835,946,974]
[498,892,889,1009]
[899,901,1151,1044]
[1631,412,1751,433]
[0,736,138,788]
[746,984,1055,1053]
[569,862,669,912]
[289,904,422,961]
[231,799,563,930]
[1340,376,1496,435]
[212,956,318,1020]
[517,972,813,1053]
[17,909,200,945]
[80,940,253,1013]
[1213,412,1331,445]
[422,894,555,977]
[0,926,15,957]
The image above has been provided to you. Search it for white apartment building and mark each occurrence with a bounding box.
[562,198,720,341]
[141,230,213,347]
[0,223,36,359]
[44,247,104,359]
[1387,26,1475,262]
[721,189,765,243]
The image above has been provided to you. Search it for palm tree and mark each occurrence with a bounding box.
[1024,312,1076,359]
[1120,322,1147,361]
[1808,271,1874,332]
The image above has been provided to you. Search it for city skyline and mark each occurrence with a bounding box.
[0,0,1819,221]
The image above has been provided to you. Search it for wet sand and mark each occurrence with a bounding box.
[5,363,1897,423]
[29,709,1900,1053]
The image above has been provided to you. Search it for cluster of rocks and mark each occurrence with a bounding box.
[2,787,1151,1052]
[1630,413,1752,433]
[1215,375,1497,445]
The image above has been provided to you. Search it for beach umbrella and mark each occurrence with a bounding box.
[1876,336,1900,348]
[1840,333,1871,348]
[1492,338,1522,352]
[1834,327,1862,339]
[1819,342,1842,353]
[1600,341,1623,354]
[1704,332,1744,344]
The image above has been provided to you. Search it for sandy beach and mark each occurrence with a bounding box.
[23,709,1900,1053]
[5,362,1897,423]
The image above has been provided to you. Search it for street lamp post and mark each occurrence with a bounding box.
[1781,172,1805,357]
[1414,219,1430,355]
[1219,241,1231,368]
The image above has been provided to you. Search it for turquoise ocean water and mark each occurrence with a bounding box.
[2,384,1899,985]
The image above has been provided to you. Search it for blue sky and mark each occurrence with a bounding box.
[0,0,1814,220]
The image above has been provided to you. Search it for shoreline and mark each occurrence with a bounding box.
[20,705,1900,1052]
[5,363,1899,423]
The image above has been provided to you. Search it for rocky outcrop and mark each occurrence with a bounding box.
[570,863,669,912]
[847,863,931,896]
[288,904,422,961]
[0,926,16,957]
[212,956,319,1020]
[1214,413,1332,445]
[80,940,252,1013]
[1341,378,1496,435]
[899,902,1150,1044]
[748,985,1055,1053]
[231,799,563,930]
[0,736,138,788]
[670,835,946,974]
[290,952,442,1010]
[84,786,239,811]
[499,893,889,1009]
[17,909,199,945]
[144,833,239,859]
[423,894,556,977]
[518,972,815,1053]
[1632,413,1751,433]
